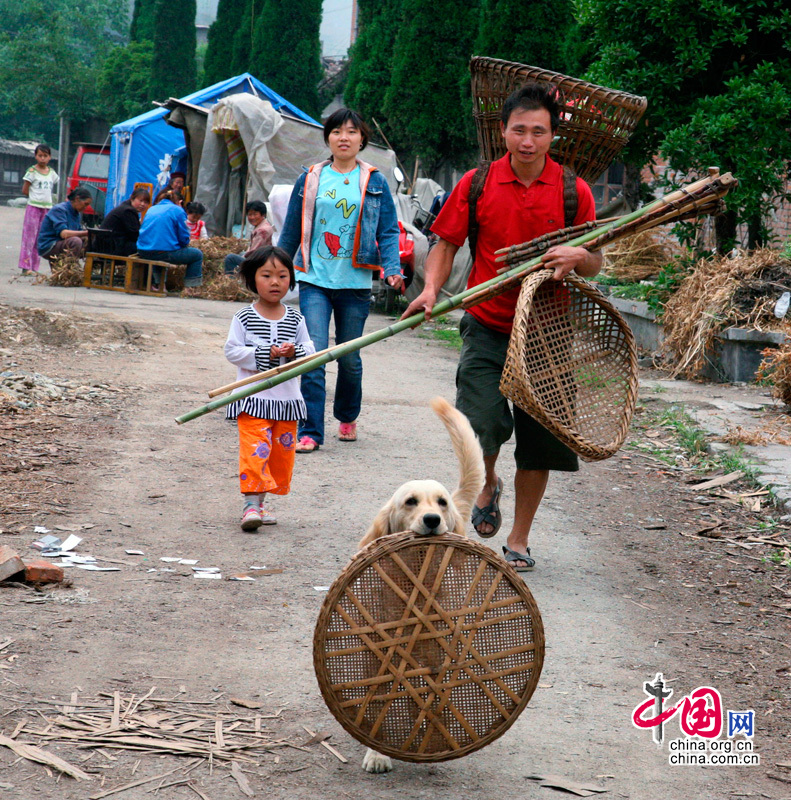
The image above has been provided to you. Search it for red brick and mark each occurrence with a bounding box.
[23,559,64,585]
[0,545,25,582]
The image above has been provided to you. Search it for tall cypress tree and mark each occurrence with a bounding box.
[383,0,480,170]
[204,0,251,84]
[250,0,322,118]
[150,0,197,100]
[474,0,574,73]
[230,0,258,76]
[345,0,403,138]
[130,0,158,42]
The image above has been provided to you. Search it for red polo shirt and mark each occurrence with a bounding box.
[432,153,596,334]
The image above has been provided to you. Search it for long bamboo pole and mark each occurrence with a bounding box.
[176,172,734,425]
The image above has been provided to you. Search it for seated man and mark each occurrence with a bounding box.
[136,190,203,290]
[223,200,274,274]
[37,187,91,262]
[95,188,151,256]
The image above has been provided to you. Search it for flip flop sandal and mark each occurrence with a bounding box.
[502,544,535,572]
[338,422,357,441]
[471,477,503,538]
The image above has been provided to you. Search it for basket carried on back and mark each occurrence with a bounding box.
[500,270,638,461]
[470,56,648,183]
[313,532,544,762]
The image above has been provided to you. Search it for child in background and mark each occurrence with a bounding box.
[224,246,315,531]
[18,144,58,275]
[223,200,274,274]
[185,202,208,240]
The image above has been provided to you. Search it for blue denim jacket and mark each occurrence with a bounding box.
[278,161,401,279]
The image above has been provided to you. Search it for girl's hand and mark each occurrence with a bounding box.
[279,342,296,359]
[386,274,404,293]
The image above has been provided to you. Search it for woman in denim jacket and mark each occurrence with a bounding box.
[278,108,402,452]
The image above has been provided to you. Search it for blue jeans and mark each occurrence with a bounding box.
[298,282,371,444]
[138,247,203,287]
[224,253,244,274]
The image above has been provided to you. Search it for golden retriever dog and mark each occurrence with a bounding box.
[358,396,485,774]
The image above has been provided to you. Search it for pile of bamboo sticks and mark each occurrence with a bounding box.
[176,171,735,426]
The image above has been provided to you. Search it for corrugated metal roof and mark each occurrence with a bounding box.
[0,139,59,158]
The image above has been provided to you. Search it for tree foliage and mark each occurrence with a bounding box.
[250,0,322,118]
[383,0,480,171]
[130,0,158,43]
[203,0,250,85]
[474,0,574,73]
[345,0,403,138]
[97,42,155,123]
[0,0,126,139]
[150,0,197,100]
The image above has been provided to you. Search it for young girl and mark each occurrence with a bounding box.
[185,201,208,240]
[18,144,58,275]
[224,246,315,530]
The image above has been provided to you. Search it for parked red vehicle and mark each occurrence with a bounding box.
[67,143,110,220]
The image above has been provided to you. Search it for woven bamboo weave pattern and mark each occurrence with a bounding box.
[500,271,638,461]
[313,533,544,762]
[470,56,647,183]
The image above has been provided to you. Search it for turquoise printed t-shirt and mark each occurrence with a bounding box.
[299,165,370,290]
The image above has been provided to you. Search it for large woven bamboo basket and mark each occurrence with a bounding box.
[500,270,638,461]
[470,56,648,183]
[313,532,544,762]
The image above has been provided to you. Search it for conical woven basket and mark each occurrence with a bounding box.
[470,56,648,183]
[314,532,544,762]
[500,270,638,461]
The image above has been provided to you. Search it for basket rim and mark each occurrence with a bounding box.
[313,531,545,762]
[470,55,648,109]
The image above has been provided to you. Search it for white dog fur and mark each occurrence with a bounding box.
[358,396,485,773]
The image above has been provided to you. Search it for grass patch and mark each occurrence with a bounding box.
[418,315,462,350]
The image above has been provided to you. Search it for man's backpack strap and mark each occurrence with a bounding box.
[467,161,579,263]
[562,165,579,228]
[467,160,491,263]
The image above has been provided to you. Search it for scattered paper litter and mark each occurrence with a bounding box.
[160,557,198,565]
[229,575,256,581]
[32,535,60,551]
[192,567,220,573]
[33,527,50,534]
[126,549,145,556]
[62,555,96,564]
[314,586,330,591]
[160,557,181,563]
[59,534,82,552]
[194,572,221,580]
[178,559,198,566]
[73,564,121,572]
[160,568,176,573]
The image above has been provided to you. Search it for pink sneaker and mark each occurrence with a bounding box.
[241,504,263,532]
[295,436,320,453]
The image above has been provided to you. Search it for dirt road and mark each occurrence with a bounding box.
[0,206,787,799]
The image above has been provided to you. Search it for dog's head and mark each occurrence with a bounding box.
[362,479,465,542]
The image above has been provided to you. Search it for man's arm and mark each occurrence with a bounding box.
[540,245,602,281]
[400,238,459,321]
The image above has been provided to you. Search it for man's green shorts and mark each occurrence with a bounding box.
[455,312,579,472]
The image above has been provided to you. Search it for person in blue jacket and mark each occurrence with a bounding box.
[37,187,91,262]
[136,190,203,290]
[278,108,402,452]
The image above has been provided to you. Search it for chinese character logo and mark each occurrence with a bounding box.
[728,711,755,738]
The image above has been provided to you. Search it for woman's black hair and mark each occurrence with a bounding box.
[185,201,206,215]
[322,108,370,151]
[154,189,183,205]
[130,187,151,203]
[240,246,296,292]
[67,186,92,202]
[501,81,564,132]
[245,199,267,217]
[34,144,51,156]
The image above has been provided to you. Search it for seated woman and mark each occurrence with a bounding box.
[37,187,91,262]
[153,171,187,205]
[223,200,274,274]
[136,190,203,290]
[95,188,151,256]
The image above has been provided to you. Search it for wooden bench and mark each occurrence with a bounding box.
[82,253,172,297]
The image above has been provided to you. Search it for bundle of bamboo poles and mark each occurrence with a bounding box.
[176,170,735,425]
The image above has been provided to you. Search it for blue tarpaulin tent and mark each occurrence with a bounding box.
[106,73,316,212]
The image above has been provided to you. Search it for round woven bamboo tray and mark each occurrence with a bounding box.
[470,56,648,183]
[500,270,638,461]
[313,532,544,762]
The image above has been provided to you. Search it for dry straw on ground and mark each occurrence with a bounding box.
[661,249,791,379]
[757,343,791,406]
[602,229,676,282]
[39,256,83,287]
[167,237,253,301]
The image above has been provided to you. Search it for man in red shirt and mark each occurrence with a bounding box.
[402,83,602,571]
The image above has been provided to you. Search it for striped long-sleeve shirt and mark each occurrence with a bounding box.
[224,304,315,421]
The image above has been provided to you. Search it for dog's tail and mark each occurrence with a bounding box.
[430,397,485,525]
